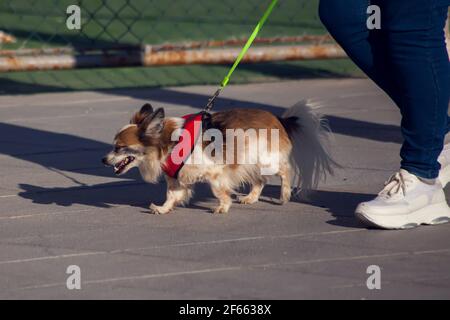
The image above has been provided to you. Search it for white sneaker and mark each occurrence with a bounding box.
[438,144,450,187]
[355,169,450,229]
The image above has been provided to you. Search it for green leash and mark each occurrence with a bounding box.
[204,0,278,112]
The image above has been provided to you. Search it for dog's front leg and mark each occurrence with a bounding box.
[149,177,192,215]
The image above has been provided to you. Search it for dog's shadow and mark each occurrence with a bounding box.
[18,180,161,210]
[18,178,373,226]
[17,177,217,214]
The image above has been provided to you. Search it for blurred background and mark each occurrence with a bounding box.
[0,0,392,95]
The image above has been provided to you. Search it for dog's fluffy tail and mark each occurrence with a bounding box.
[279,100,338,194]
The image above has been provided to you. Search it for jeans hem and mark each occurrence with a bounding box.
[401,165,439,179]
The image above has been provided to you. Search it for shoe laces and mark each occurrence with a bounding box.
[379,171,414,199]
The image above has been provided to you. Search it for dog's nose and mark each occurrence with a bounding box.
[102,157,108,165]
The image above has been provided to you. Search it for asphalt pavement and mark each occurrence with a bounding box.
[0,78,449,299]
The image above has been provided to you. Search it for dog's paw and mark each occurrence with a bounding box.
[238,195,258,205]
[212,205,230,214]
[279,190,291,205]
[149,203,171,215]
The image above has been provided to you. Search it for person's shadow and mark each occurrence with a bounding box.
[258,185,373,229]
[302,189,373,228]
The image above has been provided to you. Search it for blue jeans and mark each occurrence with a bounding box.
[319,0,450,179]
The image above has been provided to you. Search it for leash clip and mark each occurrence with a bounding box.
[204,87,222,112]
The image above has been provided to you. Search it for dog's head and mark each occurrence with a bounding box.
[102,103,166,176]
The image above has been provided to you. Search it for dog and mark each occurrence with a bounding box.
[102,101,337,214]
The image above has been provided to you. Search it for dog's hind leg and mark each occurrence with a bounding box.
[150,177,192,214]
[239,176,266,204]
[209,179,232,214]
[278,162,292,204]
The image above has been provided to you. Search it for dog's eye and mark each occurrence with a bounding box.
[114,146,124,153]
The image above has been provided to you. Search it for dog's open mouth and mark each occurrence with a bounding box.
[114,156,135,174]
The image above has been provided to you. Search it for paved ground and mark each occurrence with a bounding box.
[0,78,449,300]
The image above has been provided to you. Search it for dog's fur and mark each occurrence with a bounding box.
[103,101,337,214]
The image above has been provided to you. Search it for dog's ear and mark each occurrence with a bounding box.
[130,103,154,125]
[140,103,154,114]
[138,108,165,139]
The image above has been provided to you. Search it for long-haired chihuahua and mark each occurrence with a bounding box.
[102,101,337,214]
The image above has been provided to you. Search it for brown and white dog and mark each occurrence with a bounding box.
[102,101,336,214]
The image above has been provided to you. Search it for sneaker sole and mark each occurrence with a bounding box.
[355,201,450,230]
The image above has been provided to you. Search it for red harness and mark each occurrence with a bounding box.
[161,112,206,178]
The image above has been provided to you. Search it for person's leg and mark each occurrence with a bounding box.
[320,0,450,229]
[319,0,450,131]
[382,0,450,179]
[318,0,401,107]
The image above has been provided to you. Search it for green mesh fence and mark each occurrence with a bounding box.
[0,0,358,94]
